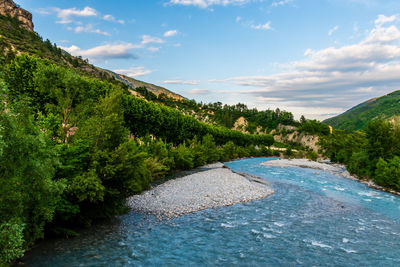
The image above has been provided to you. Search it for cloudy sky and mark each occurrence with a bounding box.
[16,0,400,119]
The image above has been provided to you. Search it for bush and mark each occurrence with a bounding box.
[202,134,221,163]
[374,157,400,190]
[261,146,273,156]
[284,147,294,158]
[300,120,330,136]
[172,144,194,170]
[0,222,25,265]
[222,141,237,161]
[347,151,370,178]
[273,150,281,157]
[306,151,318,161]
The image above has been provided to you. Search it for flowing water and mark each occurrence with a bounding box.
[23,158,400,266]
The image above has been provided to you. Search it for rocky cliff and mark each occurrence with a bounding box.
[0,0,33,31]
[274,131,320,153]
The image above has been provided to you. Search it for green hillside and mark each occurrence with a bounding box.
[103,69,185,100]
[0,14,184,100]
[324,90,400,132]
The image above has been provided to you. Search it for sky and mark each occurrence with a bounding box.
[14,0,400,120]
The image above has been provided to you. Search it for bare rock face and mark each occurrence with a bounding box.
[233,116,249,133]
[0,0,34,31]
[274,131,320,153]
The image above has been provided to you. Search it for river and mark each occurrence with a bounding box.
[23,158,400,266]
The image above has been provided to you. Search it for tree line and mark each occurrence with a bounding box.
[135,87,297,132]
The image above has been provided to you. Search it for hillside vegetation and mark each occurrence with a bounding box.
[324,90,400,132]
[0,14,183,100]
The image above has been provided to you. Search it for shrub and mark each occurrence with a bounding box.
[374,157,400,190]
[172,144,194,170]
[306,151,318,161]
[0,222,25,265]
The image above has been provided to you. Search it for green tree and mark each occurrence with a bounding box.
[172,144,194,170]
[375,157,400,190]
[366,120,394,169]
[4,54,39,107]
[0,222,25,265]
[202,134,221,163]
[0,93,64,264]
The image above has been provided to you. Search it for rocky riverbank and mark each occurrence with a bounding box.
[261,159,353,178]
[127,163,274,217]
[261,158,400,197]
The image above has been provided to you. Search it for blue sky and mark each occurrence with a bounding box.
[15,0,400,119]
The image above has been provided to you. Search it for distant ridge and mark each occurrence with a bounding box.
[324,90,400,132]
[101,68,185,100]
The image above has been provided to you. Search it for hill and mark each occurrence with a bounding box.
[0,3,313,133]
[0,1,184,100]
[324,90,400,132]
[102,68,185,100]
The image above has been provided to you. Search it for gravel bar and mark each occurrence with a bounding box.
[127,165,274,217]
[261,159,354,178]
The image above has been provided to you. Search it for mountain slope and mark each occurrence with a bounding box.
[0,4,184,100]
[324,90,400,131]
[101,68,184,100]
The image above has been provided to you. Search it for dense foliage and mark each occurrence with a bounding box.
[135,87,298,132]
[122,95,275,147]
[324,90,400,132]
[0,94,64,262]
[299,120,331,136]
[0,54,277,265]
[320,119,400,190]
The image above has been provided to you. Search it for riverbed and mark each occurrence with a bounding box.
[22,158,400,266]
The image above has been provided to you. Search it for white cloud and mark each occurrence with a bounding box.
[364,25,400,44]
[39,6,124,25]
[236,16,242,22]
[271,0,294,7]
[353,87,373,93]
[54,6,98,24]
[328,25,339,36]
[168,0,250,9]
[148,47,161,52]
[185,89,211,95]
[114,66,152,77]
[251,21,272,30]
[69,25,110,36]
[162,80,199,85]
[60,43,139,60]
[60,33,166,61]
[103,14,125,24]
[141,35,164,45]
[211,16,400,119]
[375,14,399,26]
[256,97,285,101]
[164,30,178,37]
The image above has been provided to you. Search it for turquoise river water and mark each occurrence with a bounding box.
[23,158,400,266]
